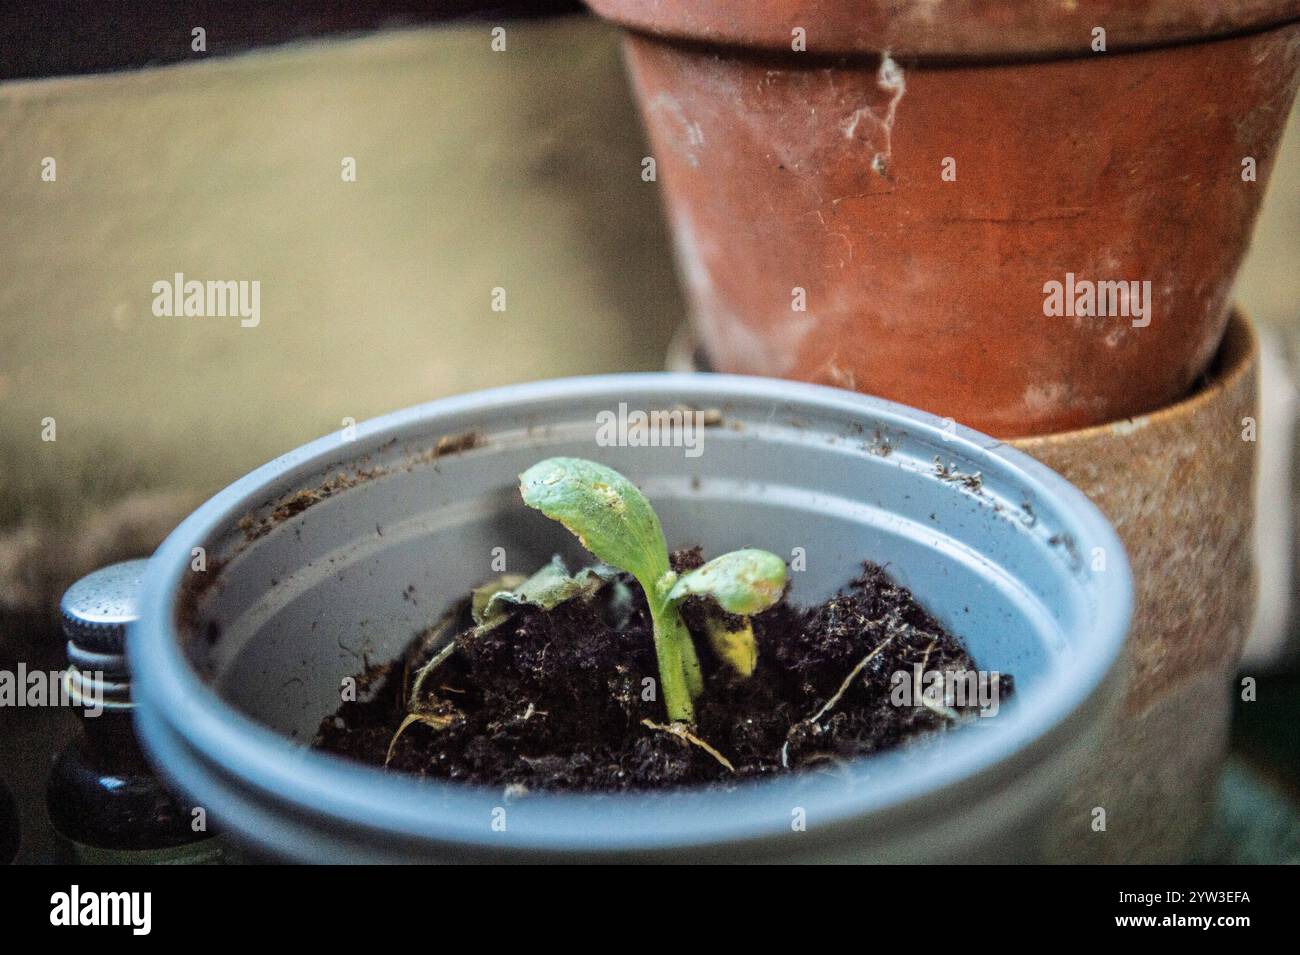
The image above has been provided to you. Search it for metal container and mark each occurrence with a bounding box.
[129,374,1132,862]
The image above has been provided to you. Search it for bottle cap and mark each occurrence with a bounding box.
[59,559,148,657]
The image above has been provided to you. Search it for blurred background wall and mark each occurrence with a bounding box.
[0,16,686,610]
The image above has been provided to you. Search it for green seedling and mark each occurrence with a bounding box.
[519,457,787,723]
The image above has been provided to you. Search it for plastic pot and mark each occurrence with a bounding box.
[592,0,1300,436]
[129,374,1131,862]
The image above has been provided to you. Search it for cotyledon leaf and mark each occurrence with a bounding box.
[519,458,670,593]
[469,573,527,625]
[666,549,788,615]
[474,556,620,626]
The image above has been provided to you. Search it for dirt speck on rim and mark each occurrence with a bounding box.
[428,431,483,459]
[934,457,983,492]
[317,549,1012,793]
[868,429,893,457]
[1048,532,1082,569]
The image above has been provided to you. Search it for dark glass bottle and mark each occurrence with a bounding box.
[47,560,224,864]
[0,776,17,864]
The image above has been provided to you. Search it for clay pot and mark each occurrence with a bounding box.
[1011,310,1258,862]
[593,0,1300,436]
[667,309,1259,860]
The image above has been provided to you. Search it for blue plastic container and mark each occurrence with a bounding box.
[130,373,1132,862]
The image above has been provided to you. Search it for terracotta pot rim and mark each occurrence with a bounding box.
[666,312,1258,443]
[1013,311,1257,448]
[587,0,1300,61]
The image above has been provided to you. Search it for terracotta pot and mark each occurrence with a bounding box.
[594,0,1300,436]
[667,309,1259,860]
[1011,311,1258,862]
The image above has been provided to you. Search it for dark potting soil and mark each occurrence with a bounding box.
[316,550,1011,792]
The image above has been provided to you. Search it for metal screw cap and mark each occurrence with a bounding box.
[59,558,149,655]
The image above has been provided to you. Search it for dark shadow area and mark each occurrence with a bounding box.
[0,0,583,80]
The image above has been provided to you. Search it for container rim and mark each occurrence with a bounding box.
[587,0,1300,62]
[130,372,1133,857]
